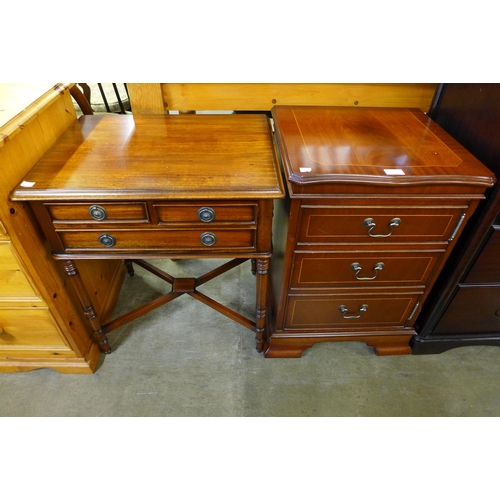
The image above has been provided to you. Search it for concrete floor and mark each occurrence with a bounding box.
[2,257,500,417]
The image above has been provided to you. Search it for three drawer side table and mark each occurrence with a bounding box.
[267,105,495,357]
[11,114,285,355]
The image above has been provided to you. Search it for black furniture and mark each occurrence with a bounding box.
[413,83,500,353]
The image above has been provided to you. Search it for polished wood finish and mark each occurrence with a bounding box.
[267,105,495,357]
[413,84,500,353]
[14,114,282,201]
[11,114,285,355]
[0,84,125,373]
[127,83,438,114]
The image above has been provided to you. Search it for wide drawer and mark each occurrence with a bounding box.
[284,292,421,329]
[57,229,256,252]
[297,206,467,244]
[464,228,500,284]
[433,285,500,334]
[290,250,444,289]
[46,202,149,223]
[154,202,257,225]
[0,308,68,348]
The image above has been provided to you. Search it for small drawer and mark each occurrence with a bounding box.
[297,206,467,244]
[290,250,443,289]
[284,292,421,329]
[46,202,149,223]
[57,229,256,252]
[154,202,257,225]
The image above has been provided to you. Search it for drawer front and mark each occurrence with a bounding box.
[290,250,443,289]
[464,228,500,284]
[155,202,257,225]
[0,308,68,348]
[297,206,466,244]
[434,286,500,334]
[0,242,40,300]
[46,202,149,223]
[58,229,256,252]
[284,293,420,329]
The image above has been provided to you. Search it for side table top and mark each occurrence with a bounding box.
[271,105,495,189]
[11,114,285,201]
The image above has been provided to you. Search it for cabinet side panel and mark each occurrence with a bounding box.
[0,90,94,358]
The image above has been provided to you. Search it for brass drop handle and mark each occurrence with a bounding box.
[364,217,401,238]
[351,262,385,280]
[339,304,368,319]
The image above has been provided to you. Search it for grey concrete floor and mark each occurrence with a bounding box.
[2,258,500,417]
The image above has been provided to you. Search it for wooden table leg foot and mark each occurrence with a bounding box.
[63,260,111,354]
[251,259,257,275]
[90,325,112,354]
[125,260,135,276]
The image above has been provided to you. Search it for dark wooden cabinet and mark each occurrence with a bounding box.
[413,84,500,353]
[266,105,494,358]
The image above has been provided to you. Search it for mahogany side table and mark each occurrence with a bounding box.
[11,114,285,355]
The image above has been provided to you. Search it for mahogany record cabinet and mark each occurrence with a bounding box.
[266,105,495,357]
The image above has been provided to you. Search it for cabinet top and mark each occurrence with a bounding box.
[271,105,495,193]
[10,114,285,201]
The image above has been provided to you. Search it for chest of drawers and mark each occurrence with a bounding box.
[0,85,126,373]
[267,105,495,357]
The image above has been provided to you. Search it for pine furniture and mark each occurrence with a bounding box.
[0,84,124,373]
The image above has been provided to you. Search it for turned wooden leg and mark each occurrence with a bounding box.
[251,259,257,276]
[125,259,135,276]
[62,260,112,354]
[254,258,270,352]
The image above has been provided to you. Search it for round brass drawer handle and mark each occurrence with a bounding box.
[363,217,401,238]
[88,205,108,221]
[200,232,217,246]
[198,207,216,223]
[98,234,116,247]
[339,304,368,319]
